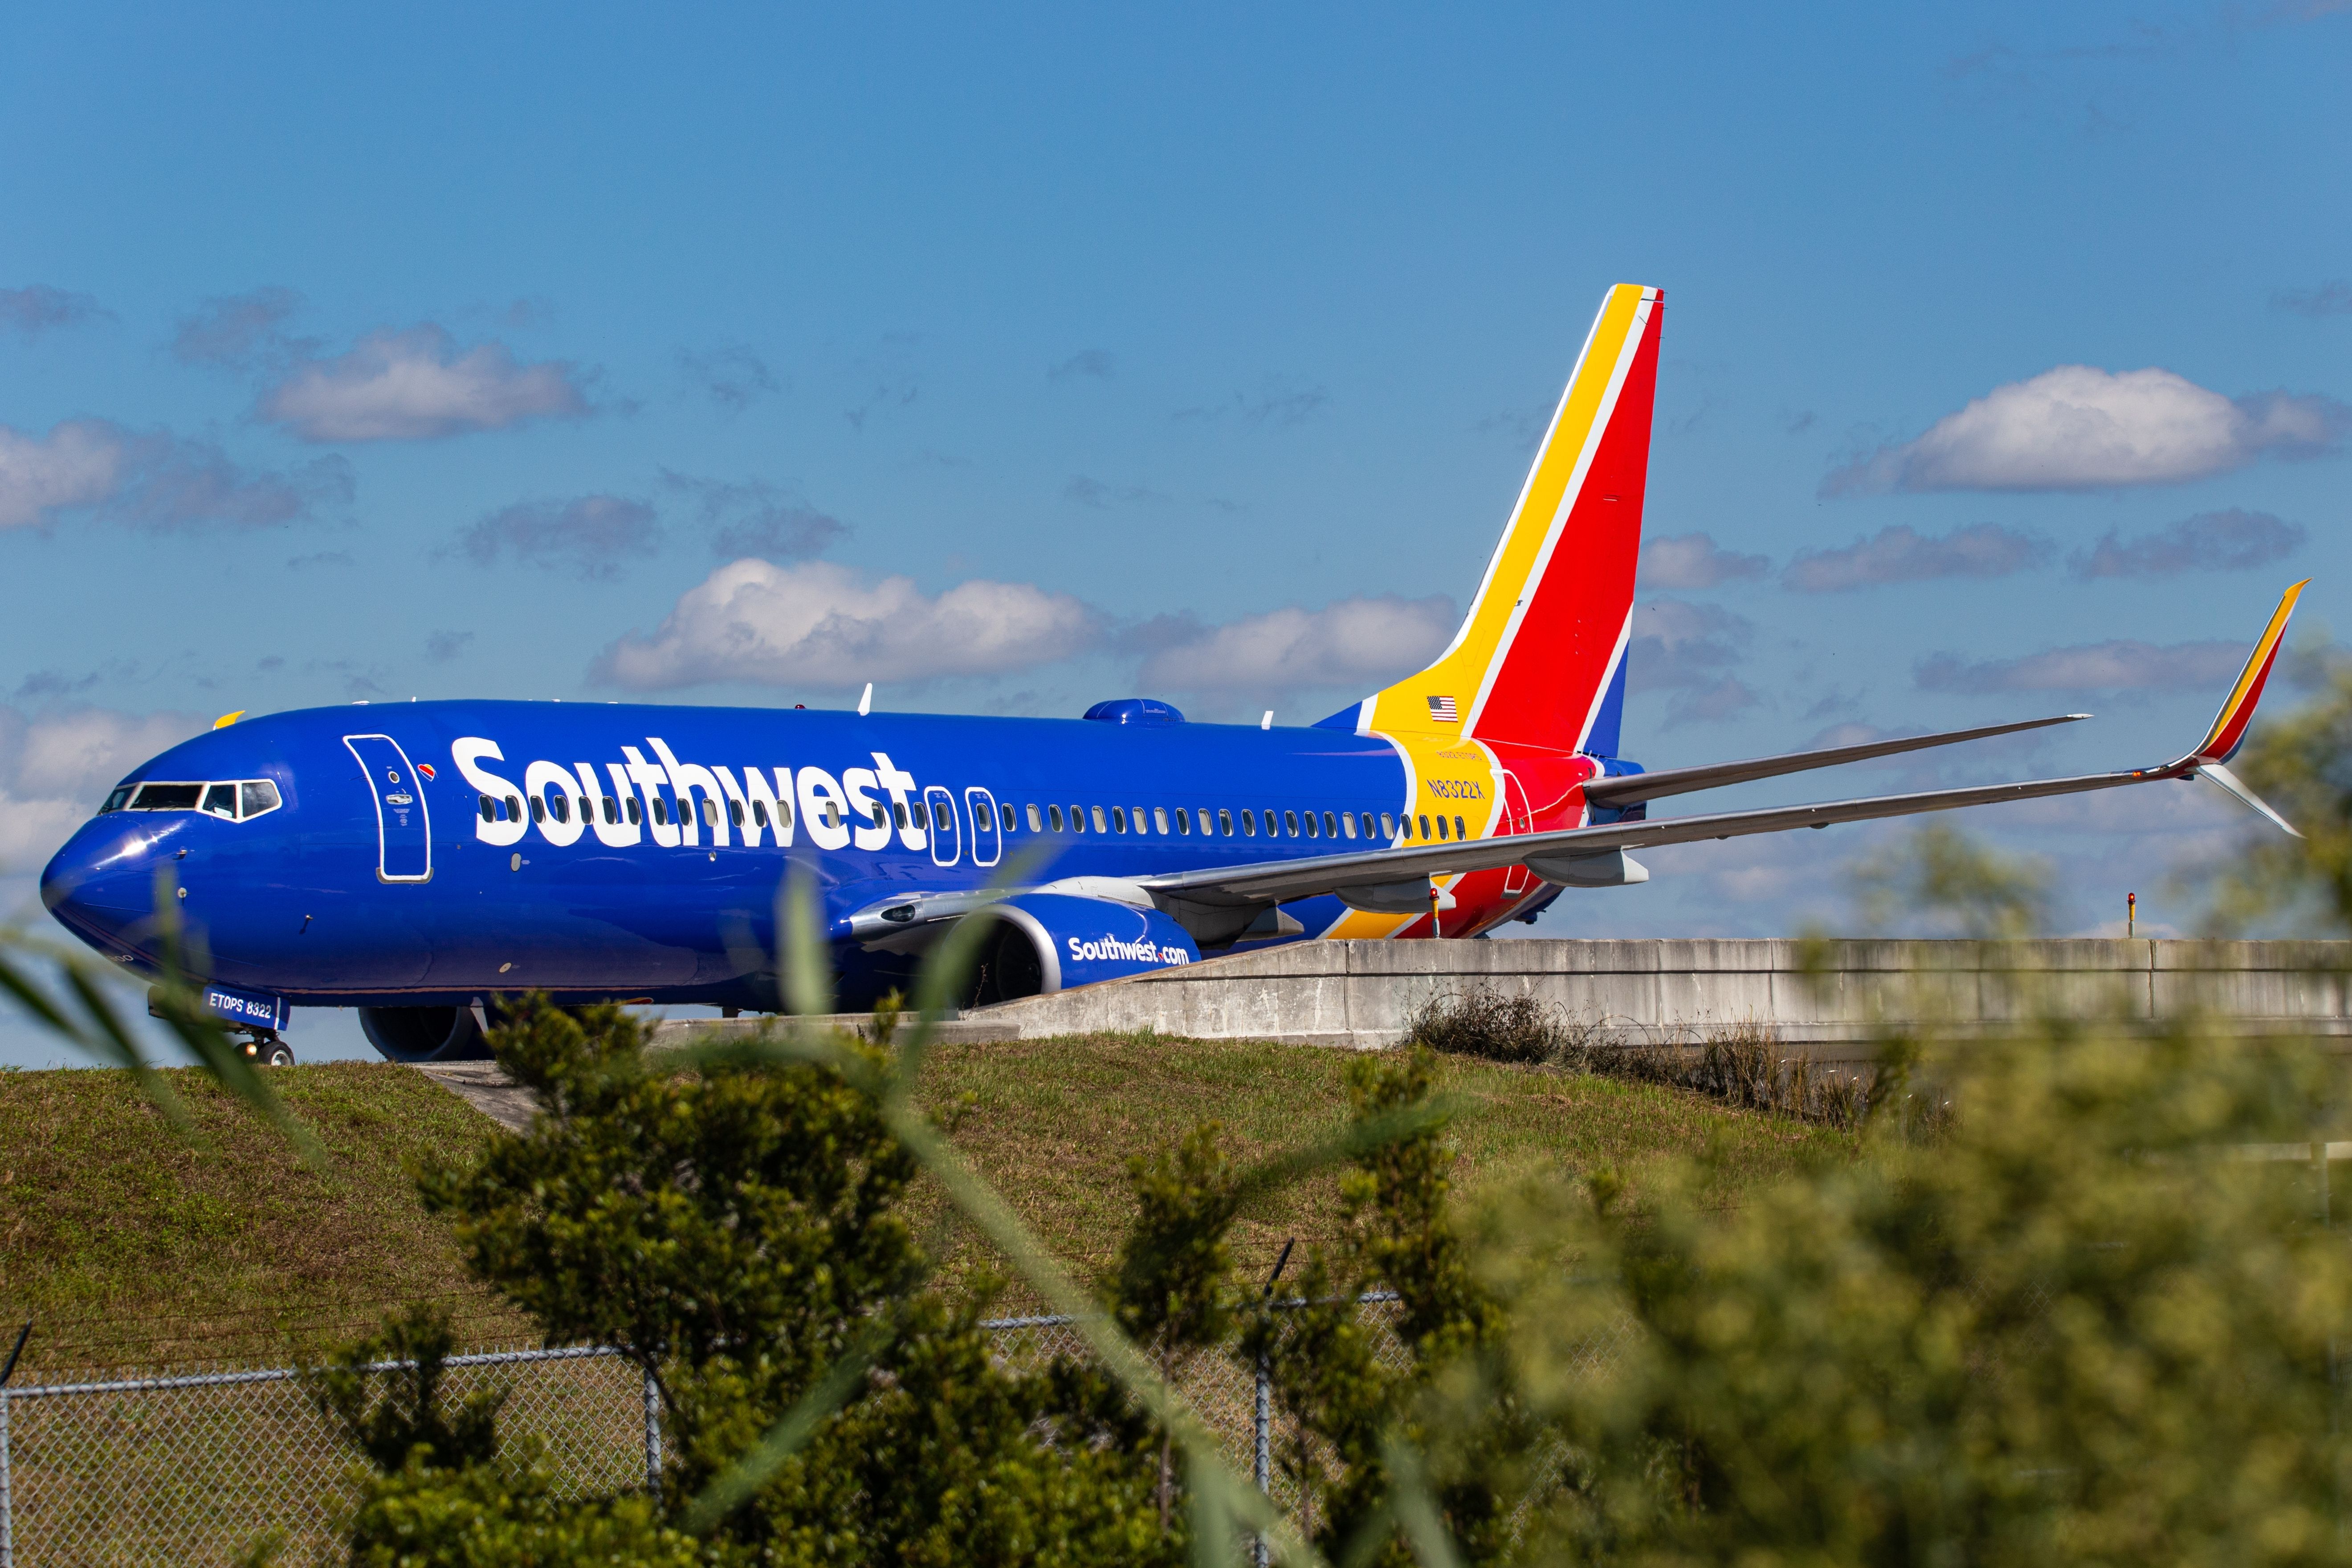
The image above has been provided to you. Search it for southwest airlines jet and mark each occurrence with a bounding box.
[39,285,2308,1063]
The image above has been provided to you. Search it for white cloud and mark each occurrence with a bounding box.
[1638,532,1769,590]
[1824,365,2350,493]
[595,559,1103,691]
[2069,508,2305,579]
[0,420,126,528]
[1135,596,1455,696]
[0,706,203,875]
[1784,523,2050,592]
[0,284,112,340]
[1626,599,1760,726]
[0,419,345,531]
[456,494,661,578]
[1914,638,2245,694]
[261,326,591,441]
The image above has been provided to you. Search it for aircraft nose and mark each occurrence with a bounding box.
[41,820,167,952]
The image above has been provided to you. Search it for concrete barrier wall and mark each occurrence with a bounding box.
[953,938,2352,1054]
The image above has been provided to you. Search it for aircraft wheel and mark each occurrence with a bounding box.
[257,1036,295,1068]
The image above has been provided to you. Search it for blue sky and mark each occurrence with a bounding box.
[2,1,2346,1065]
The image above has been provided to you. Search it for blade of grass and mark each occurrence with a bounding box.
[779,868,834,1019]
[1381,1437,1466,1568]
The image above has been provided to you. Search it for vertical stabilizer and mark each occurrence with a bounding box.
[1322,283,1662,752]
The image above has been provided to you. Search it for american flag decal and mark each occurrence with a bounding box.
[1427,694,1459,724]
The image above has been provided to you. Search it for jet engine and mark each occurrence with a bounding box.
[359,1004,495,1063]
[964,892,1201,1005]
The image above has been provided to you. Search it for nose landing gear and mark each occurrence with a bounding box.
[239,1029,295,1067]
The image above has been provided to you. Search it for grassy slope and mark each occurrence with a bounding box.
[0,1035,1848,1374]
[921,1033,1847,1299]
[0,1062,524,1375]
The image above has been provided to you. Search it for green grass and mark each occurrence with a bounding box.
[0,1062,523,1376]
[0,1034,1851,1374]
[917,1031,1852,1299]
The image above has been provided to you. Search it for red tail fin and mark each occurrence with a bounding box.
[1327,284,1661,753]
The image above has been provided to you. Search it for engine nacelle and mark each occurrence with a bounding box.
[966,892,1201,1005]
[359,1004,494,1063]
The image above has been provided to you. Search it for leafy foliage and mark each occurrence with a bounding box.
[385,996,1178,1566]
[302,1305,505,1476]
[2212,665,2352,932]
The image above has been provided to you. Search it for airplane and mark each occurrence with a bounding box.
[38,283,2310,1065]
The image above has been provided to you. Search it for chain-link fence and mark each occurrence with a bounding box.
[0,1297,1483,1568]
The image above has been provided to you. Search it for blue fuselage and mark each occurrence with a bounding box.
[41,699,1545,1011]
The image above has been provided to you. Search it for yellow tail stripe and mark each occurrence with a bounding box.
[2197,578,2308,755]
[1361,284,1652,737]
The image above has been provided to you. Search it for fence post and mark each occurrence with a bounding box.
[1251,1354,1271,1568]
[1,1388,14,1568]
[641,1364,663,1493]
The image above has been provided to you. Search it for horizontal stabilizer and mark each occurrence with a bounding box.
[1584,713,2090,808]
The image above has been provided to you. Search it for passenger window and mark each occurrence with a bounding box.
[1304,812,1318,838]
[1455,815,1467,840]
[927,801,945,829]
[506,795,523,824]
[1154,806,1170,834]
[1088,805,1105,833]
[1112,806,1128,833]
[779,801,794,829]
[1323,811,1338,837]
[655,798,671,826]
[1070,804,1087,834]
[1001,802,1016,832]
[1218,808,1233,835]
[1382,813,1396,839]
[1048,804,1064,831]
[603,796,619,824]
[202,784,239,819]
[730,799,745,827]
[826,802,844,828]
[893,802,908,829]
[530,795,547,824]
[479,794,497,823]
[1435,815,1448,839]
[1418,814,1431,839]
[548,793,569,824]
[1027,803,1043,832]
[1284,810,1301,837]
[1198,810,1215,838]
[627,796,643,825]
[1133,802,1149,830]
[1176,807,1191,835]
[1240,808,1255,835]
[752,800,768,828]
[1343,812,1358,839]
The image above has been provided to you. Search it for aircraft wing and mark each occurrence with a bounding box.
[1141,578,2311,912]
[1581,712,2089,808]
[1133,760,2179,909]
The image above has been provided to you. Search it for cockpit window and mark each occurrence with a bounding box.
[130,783,204,811]
[112,778,283,821]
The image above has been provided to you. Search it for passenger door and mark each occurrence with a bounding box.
[1499,770,1532,895]
[343,734,433,883]
[966,787,1001,867]
[924,785,962,867]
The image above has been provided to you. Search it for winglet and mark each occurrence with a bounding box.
[2192,579,2308,763]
